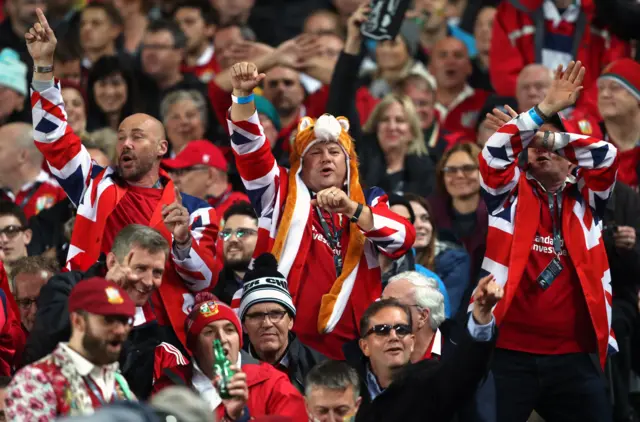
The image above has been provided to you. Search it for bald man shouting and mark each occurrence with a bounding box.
[24,9,220,350]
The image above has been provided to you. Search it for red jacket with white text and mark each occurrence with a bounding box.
[473,107,619,368]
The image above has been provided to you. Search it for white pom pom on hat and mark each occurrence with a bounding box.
[314,114,342,142]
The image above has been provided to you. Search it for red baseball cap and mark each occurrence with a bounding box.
[162,140,228,172]
[69,277,136,318]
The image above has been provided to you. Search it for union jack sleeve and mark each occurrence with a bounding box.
[171,200,219,292]
[31,81,102,207]
[228,111,284,223]
[479,108,540,215]
[362,188,416,259]
[553,133,618,218]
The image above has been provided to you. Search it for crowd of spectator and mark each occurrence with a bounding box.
[0,0,639,421]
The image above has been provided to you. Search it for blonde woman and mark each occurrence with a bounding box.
[359,93,436,197]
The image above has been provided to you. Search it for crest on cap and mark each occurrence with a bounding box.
[106,287,124,304]
[578,120,592,135]
[199,301,219,317]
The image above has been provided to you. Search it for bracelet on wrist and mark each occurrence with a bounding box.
[542,131,552,150]
[175,237,191,248]
[34,64,54,73]
[350,203,364,223]
[231,93,255,104]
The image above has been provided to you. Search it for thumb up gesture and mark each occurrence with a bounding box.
[231,62,265,96]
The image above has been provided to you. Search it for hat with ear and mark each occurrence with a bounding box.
[270,114,366,334]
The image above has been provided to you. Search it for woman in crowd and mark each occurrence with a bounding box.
[428,143,488,296]
[381,194,452,317]
[160,89,208,157]
[60,80,87,138]
[359,93,436,197]
[86,55,141,132]
[405,193,471,317]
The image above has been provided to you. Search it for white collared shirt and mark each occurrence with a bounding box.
[60,343,119,402]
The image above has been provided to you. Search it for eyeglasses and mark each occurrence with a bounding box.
[0,225,26,239]
[170,166,210,177]
[442,164,478,175]
[16,297,38,309]
[363,323,412,338]
[220,228,257,241]
[244,310,287,324]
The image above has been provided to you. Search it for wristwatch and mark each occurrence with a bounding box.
[350,203,364,223]
[34,64,54,73]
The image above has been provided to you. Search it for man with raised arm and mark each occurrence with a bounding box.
[227,62,416,359]
[23,9,220,350]
[478,61,619,421]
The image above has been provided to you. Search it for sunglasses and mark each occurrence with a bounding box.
[220,228,257,241]
[442,164,478,175]
[0,225,26,239]
[363,323,412,338]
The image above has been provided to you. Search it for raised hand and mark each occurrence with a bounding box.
[162,187,191,246]
[484,105,519,134]
[230,62,266,96]
[345,3,370,53]
[472,274,504,325]
[538,61,585,116]
[106,250,140,289]
[24,8,57,66]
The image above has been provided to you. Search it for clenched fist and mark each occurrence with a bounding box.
[230,62,266,96]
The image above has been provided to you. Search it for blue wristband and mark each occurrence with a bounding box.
[232,94,254,104]
[528,107,544,126]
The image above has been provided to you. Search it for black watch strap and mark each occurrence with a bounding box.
[534,105,550,122]
[350,203,363,223]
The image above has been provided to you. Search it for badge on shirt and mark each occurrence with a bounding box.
[461,111,479,128]
[578,119,592,135]
[35,194,55,213]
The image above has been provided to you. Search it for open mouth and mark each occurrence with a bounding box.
[321,167,333,176]
[536,156,550,162]
[445,69,457,78]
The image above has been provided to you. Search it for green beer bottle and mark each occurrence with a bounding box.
[213,339,235,399]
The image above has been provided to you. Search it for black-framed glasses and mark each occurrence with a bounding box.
[0,225,26,239]
[363,323,412,338]
[442,164,478,175]
[220,228,257,241]
[16,297,37,309]
[244,310,287,324]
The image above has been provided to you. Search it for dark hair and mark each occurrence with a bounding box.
[82,2,124,27]
[216,22,256,42]
[387,193,415,224]
[0,375,11,388]
[111,224,169,262]
[54,40,82,63]
[174,0,220,26]
[305,360,360,399]
[223,201,257,223]
[86,55,141,131]
[0,201,27,227]
[404,193,436,271]
[435,142,481,196]
[147,19,187,49]
[359,298,412,337]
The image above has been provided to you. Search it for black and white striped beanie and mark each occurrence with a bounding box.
[238,253,296,321]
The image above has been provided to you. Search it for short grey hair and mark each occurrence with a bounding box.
[388,271,446,331]
[305,360,360,401]
[160,90,208,129]
[111,224,169,262]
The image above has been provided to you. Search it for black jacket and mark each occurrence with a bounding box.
[27,197,75,267]
[246,332,326,393]
[349,323,495,422]
[22,262,185,400]
[212,266,243,305]
[603,182,640,326]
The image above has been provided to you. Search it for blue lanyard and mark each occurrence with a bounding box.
[83,375,114,406]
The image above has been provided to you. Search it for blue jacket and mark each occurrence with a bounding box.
[434,242,471,317]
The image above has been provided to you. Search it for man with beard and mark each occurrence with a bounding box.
[213,202,258,304]
[5,278,136,419]
[24,9,220,354]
